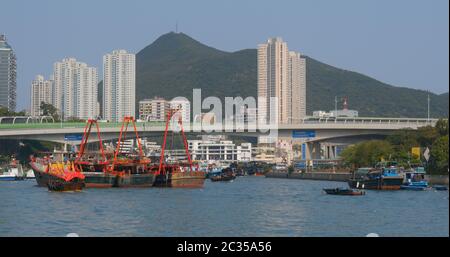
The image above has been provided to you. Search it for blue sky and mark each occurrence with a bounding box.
[1,0,448,110]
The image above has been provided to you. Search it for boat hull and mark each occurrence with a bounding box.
[323,188,365,196]
[0,176,24,181]
[348,177,404,190]
[154,172,205,188]
[400,185,426,191]
[83,172,117,188]
[171,172,205,188]
[115,173,155,188]
[210,175,236,182]
[47,177,85,192]
[31,168,52,187]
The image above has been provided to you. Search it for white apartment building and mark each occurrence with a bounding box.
[169,98,190,124]
[103,50,136,122]
[288,51,306,123]
[188,140,252,163]
[258,37,306,124]
[53,58,98,120]
[30,75,53,117]
[139,97,170,122]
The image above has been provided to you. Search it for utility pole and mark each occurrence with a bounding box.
[427,92,430,124]
[334,96,338,122]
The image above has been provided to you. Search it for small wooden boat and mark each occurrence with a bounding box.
[210,174,236,182]
[348,166,404,190]
[210,167,236,182]
[0,159,25,181]
[323,187,365,196]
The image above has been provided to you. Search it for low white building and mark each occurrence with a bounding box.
[331,109,358,118]
[188,139,252,163]
[139,97,170,122]
[169,98,190,124]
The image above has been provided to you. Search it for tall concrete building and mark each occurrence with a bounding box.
[30,75,53,117]
[53,58,98,120]
[288,51,306,123]
[0,35,16,112]
[103,50,136,122]
[257,37,306,124]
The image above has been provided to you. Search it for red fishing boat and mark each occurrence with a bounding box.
[44,161,85,192]
[107,116,155,187]
[74,119,116,188]
[153,108,205,188]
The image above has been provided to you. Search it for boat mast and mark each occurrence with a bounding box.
[177,110,193,171]
[157,107,194,175]
[76,119,106,163]
[112,116,143,170]
[158,110,173,175]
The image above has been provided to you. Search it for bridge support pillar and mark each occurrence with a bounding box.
[304,141,321,162]
[324,145,336,159]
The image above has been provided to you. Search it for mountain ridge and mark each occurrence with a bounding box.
[101,32,448,118]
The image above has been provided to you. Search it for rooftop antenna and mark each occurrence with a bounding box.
[334,96,338,118]
[342,96,348,110]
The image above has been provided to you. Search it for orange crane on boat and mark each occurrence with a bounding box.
[110,116,149,170]
[153,107,205,188]
[75,119,108,166]
[108,116,154,187]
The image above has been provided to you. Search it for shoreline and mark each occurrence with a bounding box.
[265,171,449,185]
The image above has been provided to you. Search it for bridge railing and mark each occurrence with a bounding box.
[298,117,439,125]
[0,121,166,130]
[0,117,442,130]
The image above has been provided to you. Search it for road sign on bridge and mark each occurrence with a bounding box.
[64,134,83,141]
[292,130,316,138]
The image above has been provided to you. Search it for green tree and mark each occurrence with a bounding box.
[435,119,449,136]
[428,135,449,175]
[386,129,419,164]
[0,106,27,117]
[0,106,10,116]
[341,140,393,168]
[416,125,439,148]
[40,102,60,121]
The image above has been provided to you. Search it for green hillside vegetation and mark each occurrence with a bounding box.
[99,32,448,118]
[136,32,256,110]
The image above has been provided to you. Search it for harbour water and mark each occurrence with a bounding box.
[0,177,448,237]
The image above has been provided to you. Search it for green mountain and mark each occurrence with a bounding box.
[136,32,257,109]
[122,32,448,118]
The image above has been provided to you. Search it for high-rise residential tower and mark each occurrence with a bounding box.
[53,58,98,120]
[288,51,306,123]
[257,37,306,124]
[0,35,16,112]
[103,50,136,122]
[30,75,54,117]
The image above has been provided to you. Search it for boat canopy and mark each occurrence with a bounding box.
[355,167,374,175]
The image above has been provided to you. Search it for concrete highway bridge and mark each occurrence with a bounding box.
[0,117,438,159]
